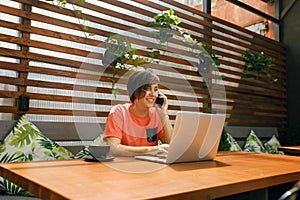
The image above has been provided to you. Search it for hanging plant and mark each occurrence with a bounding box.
[147,9,182,44]
[146,9,183,60]
[148,9,220,74]
[103,34,147,96]
[196,42,220,74]
[243,49,277,82]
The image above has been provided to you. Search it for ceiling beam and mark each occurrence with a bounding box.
[226,0,279,24]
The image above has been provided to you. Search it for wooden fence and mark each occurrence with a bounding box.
[0,0,287,133]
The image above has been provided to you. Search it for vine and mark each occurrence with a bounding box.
[148,9,220,74]
[103,34,147,96]
[48,0,94,37]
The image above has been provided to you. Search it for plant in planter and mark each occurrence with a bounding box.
[147,9,182,44]
[243,49,277,82]
[181,33,220,74]
[148,9,220,74]
[103,35,147,96]
[146,9,183,60]
[195,42,220,74]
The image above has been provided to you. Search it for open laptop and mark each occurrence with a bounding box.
[134,111,226,164]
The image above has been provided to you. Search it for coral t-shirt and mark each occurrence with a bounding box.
[104,103,164,146]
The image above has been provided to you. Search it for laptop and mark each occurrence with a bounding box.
[134,111,226,164]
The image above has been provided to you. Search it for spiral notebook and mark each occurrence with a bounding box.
[134,111,226,164]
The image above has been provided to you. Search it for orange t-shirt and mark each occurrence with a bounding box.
[104,103,164,146]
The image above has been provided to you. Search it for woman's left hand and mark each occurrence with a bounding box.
[154,91,168,115]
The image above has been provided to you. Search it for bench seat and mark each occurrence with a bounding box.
[224,126,279,148]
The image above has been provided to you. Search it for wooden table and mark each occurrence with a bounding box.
[1,151,300,200]
[278,146,300,156]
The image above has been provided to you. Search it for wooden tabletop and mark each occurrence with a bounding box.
[1,151,300,200]
[278,146,300,156]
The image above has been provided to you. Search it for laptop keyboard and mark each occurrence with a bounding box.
[155,152,168,158]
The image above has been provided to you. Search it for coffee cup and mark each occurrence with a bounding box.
[88,144,110,159]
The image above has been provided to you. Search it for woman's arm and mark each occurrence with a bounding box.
[158,114,173,144]
[106,137,160,157]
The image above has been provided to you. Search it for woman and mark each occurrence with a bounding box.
[104,68,173,156]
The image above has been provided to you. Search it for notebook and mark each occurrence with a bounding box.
[134,111,226,164]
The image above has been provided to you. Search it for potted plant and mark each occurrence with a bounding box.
[243,49,277,82]
[148,9,220,74]
[196,42,220,74]
[147,9,182,44]
[103,35,147,96]
[103,35,136,69]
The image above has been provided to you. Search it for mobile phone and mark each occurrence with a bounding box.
[155,96,164,107]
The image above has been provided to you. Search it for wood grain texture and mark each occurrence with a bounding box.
[0,0,287,132]
[0,152,299,200]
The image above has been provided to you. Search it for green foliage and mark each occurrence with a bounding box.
[103,35,148,96]
[150,9,181,29]
[147,9,182,61]
[218,129,230,151]
[196,42,220,72]
[0,152,24,163]
[9,124,40,148]
[148,9,182,43]
[38,135,74,159]
[203,110,229,151]
[148,9,220,70]
[0,178,33,196]
[243,49,277,82]
[51,0,93,37]
[104,35,148,69]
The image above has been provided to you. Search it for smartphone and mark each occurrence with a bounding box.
[155,96,164,107]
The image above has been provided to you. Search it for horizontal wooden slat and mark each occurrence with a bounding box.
[0,0,287,132]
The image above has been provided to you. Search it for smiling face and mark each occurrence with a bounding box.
[127,68,160,105]
[136,84,159,109]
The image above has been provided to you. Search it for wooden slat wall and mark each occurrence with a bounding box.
[0,0,286,133]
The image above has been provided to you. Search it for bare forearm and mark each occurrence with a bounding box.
[106,137,159,156]
[117,144,158,153]
[160,115,173,143]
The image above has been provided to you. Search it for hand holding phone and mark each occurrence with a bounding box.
[155,96,164,107]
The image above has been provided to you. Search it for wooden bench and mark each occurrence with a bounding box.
[0,121,280,154]
[0,120,102,155]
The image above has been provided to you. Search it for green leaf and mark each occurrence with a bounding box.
[0,177,33,196]
[9,124,40,148]
[0,152,24,163]
[81,24,89,31]
[38,135,54,150]
[0,143,6,153]
[75,9,82,15]
[243,49,275,82]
